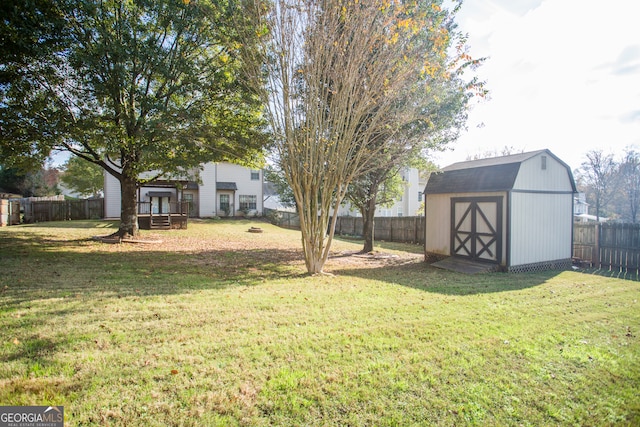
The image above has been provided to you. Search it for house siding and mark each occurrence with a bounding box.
[104,171,121,218]
[198,163,217,217]
[337,167,425,217]
[404,167,421,216]
[216,163,263,215]
[103,162,263,219]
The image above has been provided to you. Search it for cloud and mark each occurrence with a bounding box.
[437,0,640,171]
[490,0,544,16]
[599,45,640,76]
[621,110,640,124]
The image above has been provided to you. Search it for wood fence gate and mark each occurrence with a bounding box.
[0,200,20,226]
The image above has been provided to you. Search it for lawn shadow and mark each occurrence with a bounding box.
[573,267,639,282]
[0,233,308,304]
[332,236,424,255]
[2,222,561,299]
[332,258,564,296]
[20,220,118,229]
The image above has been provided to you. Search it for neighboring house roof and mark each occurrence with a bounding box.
[217,182,238,191]
[425,149,577,194]
[576,213,608,222]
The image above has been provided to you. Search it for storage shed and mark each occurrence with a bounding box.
[424,149,577,273]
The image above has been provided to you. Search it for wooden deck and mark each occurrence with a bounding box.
[138,214,188,230]
[137,201,189,230]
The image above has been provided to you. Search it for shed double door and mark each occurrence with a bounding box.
[451,197,502,263]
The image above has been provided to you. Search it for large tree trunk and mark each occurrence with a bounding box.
[297,195,342,275]
[118,175,139,238]
[361,195,377,253]
[299,212,329,274]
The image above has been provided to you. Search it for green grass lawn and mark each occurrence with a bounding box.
[0,220,638,426]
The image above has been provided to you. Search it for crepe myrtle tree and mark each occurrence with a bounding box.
[344,70,478,254]
[0,0,268,237]
[239,0,483,273]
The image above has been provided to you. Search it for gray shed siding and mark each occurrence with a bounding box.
[508,152,575,266]
[512,152,574,192]
[509,192,573,266]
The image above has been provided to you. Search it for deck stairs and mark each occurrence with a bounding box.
[150,215,171,230]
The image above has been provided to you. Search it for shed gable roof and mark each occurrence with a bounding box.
[425,149,576,194]
[425,163,520,194]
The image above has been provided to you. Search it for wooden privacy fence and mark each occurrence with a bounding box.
[573,223,640,274]
[0,199,21,226]
[266,211,425,245]
[26,199,104,223]
[269,211,640,273]
[334,216,425,245]
[265,208,300,229]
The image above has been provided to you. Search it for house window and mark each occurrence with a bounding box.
[541,156,547,170]
[418,191,423,202]
[239,195,257,211]
[397,206,403,217]
[250,170,260,180]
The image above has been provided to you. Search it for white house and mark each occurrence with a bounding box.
[104,162,264,220]
[337,167,427,217]
[573,192,608,222]
[424,149,577,273]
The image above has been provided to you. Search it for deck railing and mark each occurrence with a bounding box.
[137,201,189,216]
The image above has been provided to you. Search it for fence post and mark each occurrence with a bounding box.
[595,223,601,269]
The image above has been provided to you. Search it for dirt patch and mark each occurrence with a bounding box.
[88,224,422,272]
[327,250,422,269]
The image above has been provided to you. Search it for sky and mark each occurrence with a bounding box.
[432,0,640,171]
[49,0,639,172]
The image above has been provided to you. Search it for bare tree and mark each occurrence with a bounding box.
[242,0,475,273]
[577,150,619,221]
[618,147,640,223]
[465,145,523,161]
